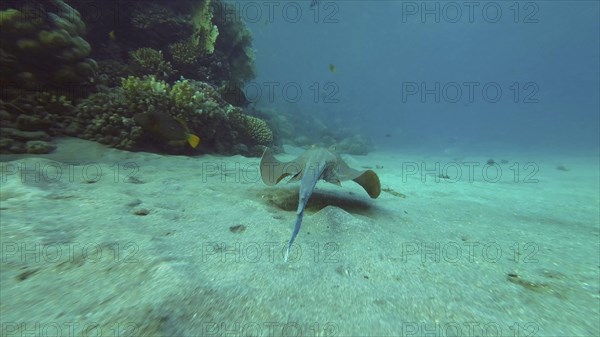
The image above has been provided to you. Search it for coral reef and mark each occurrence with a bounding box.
[0,0,264,156]
[0,93,76,154]
[129,2,193,47]
[190,0,219,55]
[229,112,274,146]
[129,48,175,80]
[212,0,256,85]
[74,86,141,150]
[81,0,254,87]
[168,39,202,67]
[74,76,273,155]
[0,0,97,154]
[171,79,209,112]
[0,0,96,92]
[95,60,131,88]
[131,3,177,30]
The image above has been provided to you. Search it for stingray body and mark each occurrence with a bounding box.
[260,147,381,260]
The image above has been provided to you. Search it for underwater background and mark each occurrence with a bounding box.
[248,1,599,155]
[1,1,599,337]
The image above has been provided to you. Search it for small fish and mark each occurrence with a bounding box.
[134,111,200,148]
[310,0,321,8]
[328,63,336,73]
[108,30,116,41]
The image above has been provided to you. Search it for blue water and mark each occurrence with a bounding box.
[247,0,599,153]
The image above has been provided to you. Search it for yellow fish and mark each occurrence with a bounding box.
[108,30,116,41]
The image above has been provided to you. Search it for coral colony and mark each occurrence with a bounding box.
[1,0,374,156]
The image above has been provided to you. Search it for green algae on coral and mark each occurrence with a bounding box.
[190,0,219,55]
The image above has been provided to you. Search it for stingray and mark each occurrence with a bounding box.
[260,146,381,261]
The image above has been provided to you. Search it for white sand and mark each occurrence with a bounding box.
[1,138,598,336]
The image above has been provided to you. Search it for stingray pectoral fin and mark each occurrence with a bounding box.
[260,148,287,185]
[336,156,381,198]
[260,148,308,185]
[352,170,381,199]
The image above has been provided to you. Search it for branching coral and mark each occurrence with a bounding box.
[77,76,172,150]
[75,87,142,149]
[129,48,175,79]
[74,75,272,153]
[170,79,206,110]
[168,39,202,66]
[121,76,172,114]
[122,76,169,95]
[73,77,206,150]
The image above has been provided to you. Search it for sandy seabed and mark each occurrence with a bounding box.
[1,138,599,337]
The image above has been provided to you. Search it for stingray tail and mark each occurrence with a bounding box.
[285,210,304,262]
